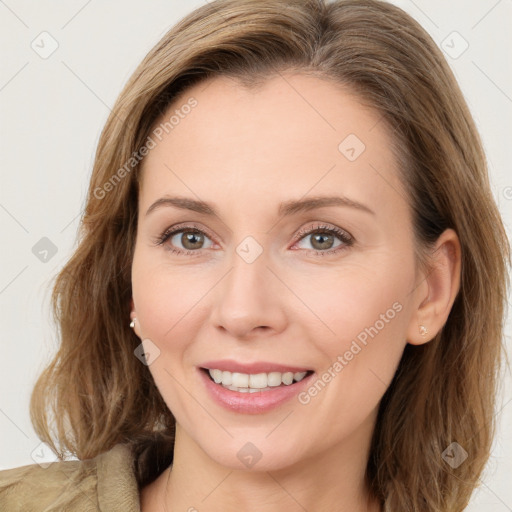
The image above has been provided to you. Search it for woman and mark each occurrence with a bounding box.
[1,0,509,510]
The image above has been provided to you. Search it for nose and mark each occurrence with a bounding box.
[209,245,287,340]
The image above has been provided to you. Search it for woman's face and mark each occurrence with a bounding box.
[131,73,424,471]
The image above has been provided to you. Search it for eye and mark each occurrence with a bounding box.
[292,223,354,256]
[153,222,354,257]
[153,223,215,255]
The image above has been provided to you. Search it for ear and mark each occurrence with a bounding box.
[130,298,143,339]
[406,228,461,345]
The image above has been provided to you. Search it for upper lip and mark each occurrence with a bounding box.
[200,359,313,374]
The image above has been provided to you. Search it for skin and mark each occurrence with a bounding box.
[130,73,461,512]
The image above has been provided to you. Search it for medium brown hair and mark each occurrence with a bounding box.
[30,0,510,510]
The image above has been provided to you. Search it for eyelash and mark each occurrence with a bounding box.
[152,222,354,257]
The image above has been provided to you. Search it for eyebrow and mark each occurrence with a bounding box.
[145,195,375,218]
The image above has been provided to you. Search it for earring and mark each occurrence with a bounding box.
[130,318,136,329]
[419,325,428,337]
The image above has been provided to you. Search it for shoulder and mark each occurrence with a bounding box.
[0,443,140,512]
[0,456,98,511]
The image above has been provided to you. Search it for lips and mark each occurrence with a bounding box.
[200,359,312,374]
[198,365,315,414]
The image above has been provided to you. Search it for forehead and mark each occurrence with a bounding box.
[139,73,408,218]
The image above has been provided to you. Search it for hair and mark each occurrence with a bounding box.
[29,0,510,510]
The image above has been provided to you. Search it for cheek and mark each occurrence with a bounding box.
[131,257,205,417]
[300,257,411,346]
[132,253,210,342]
[301,258,411,388]
[131,255,222,411]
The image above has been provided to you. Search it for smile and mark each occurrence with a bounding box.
[205,368,312,392]
[198,363,316,414]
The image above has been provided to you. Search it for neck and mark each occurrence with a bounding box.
[143,412,382,512]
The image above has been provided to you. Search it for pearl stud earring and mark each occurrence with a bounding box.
[130,319,136,329]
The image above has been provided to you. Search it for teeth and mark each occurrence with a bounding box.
[221,371,232,386]
[249,373,267,388]
[267,372,282,387]
[231,372,249,388]
[211,369,222,384]
[207,369,309,390]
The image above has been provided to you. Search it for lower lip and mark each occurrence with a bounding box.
[198,368,315,414]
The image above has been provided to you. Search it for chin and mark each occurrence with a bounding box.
[198,436,308,473]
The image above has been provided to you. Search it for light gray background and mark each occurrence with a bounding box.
[1,0,511,509]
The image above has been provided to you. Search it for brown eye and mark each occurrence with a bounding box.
[156,226,214,254]
[308,232,337,251]
[294,224,354,255]
[177,230,206,250]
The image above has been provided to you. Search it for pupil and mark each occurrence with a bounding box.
[312,233,333,250]
[183,232,203,250]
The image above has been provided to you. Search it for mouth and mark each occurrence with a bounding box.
[200,367,315,393]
